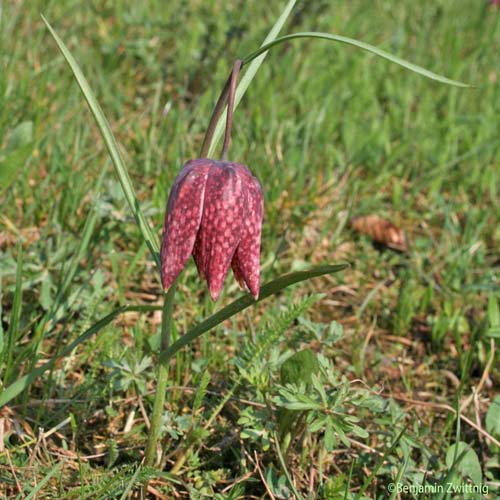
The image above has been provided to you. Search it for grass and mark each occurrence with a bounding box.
[1,0,499,498]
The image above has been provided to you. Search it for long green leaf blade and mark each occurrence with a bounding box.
[41,15,161,269]
[206,0,297,156]
[160,263,348,364]
[242,32,469,87]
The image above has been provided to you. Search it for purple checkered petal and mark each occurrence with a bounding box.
[161,158,263,301]
[160,159,210,289]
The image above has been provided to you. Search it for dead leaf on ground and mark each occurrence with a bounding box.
[350,215,408,252]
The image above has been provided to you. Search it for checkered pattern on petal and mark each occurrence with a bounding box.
[160,159,210,289]
[231,165,263,299]
[195,163,245,300]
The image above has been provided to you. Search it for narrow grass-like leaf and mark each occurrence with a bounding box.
[242,32,469,87]
[205,0,297,157]
[435,447,474,500]
[24,461,64,500]
[0,304,161,407]
[273,430,305,500]
[0,145,34,195]
[41,15,161,269]
[0,121,34,195]
[0,279,4,357]
[2,246,23,385]
[35,166,107,342]
[389,456,409,500]
[159,263,347,364]
[355,424,409,500]
[118,464,143,500]
[53,197,99,304]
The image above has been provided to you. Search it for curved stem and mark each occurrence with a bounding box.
[201,29,465,160]
[200,60,243,158]
[144,284,177,467]
[200,72,232,158]
[221,60,242,160]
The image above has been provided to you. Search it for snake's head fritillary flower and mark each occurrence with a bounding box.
[160,158,263,301]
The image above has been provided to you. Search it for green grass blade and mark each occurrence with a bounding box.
[119,464,143,500]
[389,455,409,500]
[0,145,34,195]
[47,167,108,321]
[206,0,297,157]
[23,461,64,500]
[242,32,469,87]
[35,167,107,344]
[273,430,305,500]
[355,424,409,500]
[2,246,23,385]
[41,15,161,269]
[0,278,4,358]
[0,121,34,195]
[0,304,161,407]
[54,196,99,302]
[159,263,347,364]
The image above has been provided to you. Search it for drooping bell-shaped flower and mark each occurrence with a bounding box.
[160,158,263,301]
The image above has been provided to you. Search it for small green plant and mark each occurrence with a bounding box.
[40,0,466,480]
[0,1,477,497]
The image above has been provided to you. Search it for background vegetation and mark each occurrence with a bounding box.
[1,0,499,498]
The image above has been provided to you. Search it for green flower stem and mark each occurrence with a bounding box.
[144,284,177,467]
[221,60,242,161]
[200,70,233,158]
